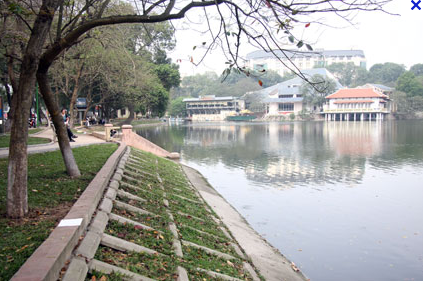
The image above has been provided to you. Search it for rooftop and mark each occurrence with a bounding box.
[326,88,389,99]
[254,68,343,100]
[183,96,237,102]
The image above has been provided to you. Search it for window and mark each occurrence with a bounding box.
[253,63,268,71]
[279,95,294,98]
[278,103,294,111]
[121,108,126,115]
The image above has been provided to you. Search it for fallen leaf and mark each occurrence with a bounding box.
[258,80,263,86]
[305,23,311,28]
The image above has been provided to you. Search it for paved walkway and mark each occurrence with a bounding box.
[0,127,105,158]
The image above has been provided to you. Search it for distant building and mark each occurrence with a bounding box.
[252,68,341,117]
[246,49,366,76]
[183,96,245,121]
[357,84,396,113]
[324,88,390,121]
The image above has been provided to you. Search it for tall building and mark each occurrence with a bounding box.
[245,49,366,76]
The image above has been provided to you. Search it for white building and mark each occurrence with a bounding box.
[324,88,390,121]
[246,49,367,76]
[252,68,342,117]
[183,96,245,121]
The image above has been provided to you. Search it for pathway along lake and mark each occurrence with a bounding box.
[136,120,423,281]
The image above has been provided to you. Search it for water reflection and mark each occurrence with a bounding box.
[137,121,423,189]
[136,120,423,281]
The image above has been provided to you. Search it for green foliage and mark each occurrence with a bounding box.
[154,63,181,91]
[171,69,285,100]
[392,91,423,116]
[410,64,423,76]
[369,62,405,86]
[396,71,423,97]
[168,97,186,117]
[326,62,369,87]
[301,74,337,110]
[289,113,296,120]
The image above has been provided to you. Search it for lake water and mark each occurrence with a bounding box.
[136,120,423,281]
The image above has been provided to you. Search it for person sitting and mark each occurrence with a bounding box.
[61,108,78,142]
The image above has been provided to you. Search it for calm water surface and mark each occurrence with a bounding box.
[136,120,423,281]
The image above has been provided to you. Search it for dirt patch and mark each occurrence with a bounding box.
[4,202,75,227]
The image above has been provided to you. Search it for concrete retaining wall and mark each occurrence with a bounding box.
[11,144,127,281]
[121,125,179,159]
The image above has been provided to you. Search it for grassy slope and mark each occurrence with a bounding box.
[0,144,118,280]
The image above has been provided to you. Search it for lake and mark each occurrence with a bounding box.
[136,120,423,281]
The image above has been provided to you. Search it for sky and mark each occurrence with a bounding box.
[169,0,423,77]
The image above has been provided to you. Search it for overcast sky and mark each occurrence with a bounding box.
[169,0,422,77]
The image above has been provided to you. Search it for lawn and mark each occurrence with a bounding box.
[0,143,118,280]
[0,134,51,148]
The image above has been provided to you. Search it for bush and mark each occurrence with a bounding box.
[289,113,296,120]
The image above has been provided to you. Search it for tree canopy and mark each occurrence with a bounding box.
[301,74,337,111]
[0,0,394,218]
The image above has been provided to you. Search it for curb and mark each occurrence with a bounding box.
[11,143,127,281]
[181,165,308,281]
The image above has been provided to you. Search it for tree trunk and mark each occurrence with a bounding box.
[7,0,60,218]
[123,104,135,125]
[37,72,81,177]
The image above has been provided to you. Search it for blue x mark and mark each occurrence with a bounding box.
[412,0,421,10]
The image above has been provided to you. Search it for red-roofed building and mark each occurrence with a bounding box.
[323,88,390,121]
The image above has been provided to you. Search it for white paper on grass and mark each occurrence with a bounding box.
[58,218,83,227]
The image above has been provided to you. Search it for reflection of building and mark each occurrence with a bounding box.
[246,49,366,76]
[183,96,245,121]
[256,69,341,116]
[324,88,390,121]
[325,122,382,157]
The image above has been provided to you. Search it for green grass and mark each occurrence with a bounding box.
[130,119,164,126]
[94,246,177,280]
[86,270,131,281]
[182,245,249,279]
[94,148,260,280]
[178,226,238,257]
[116,192,168,217]
[0,135,50,148]
[0,143,118,280]
[112,205,170,232]
[106,220,174,255]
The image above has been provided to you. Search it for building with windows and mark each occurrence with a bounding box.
[246,49,366,76]
[183,96,245,121]
[255,68,342,117]
[323,88,390,121]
